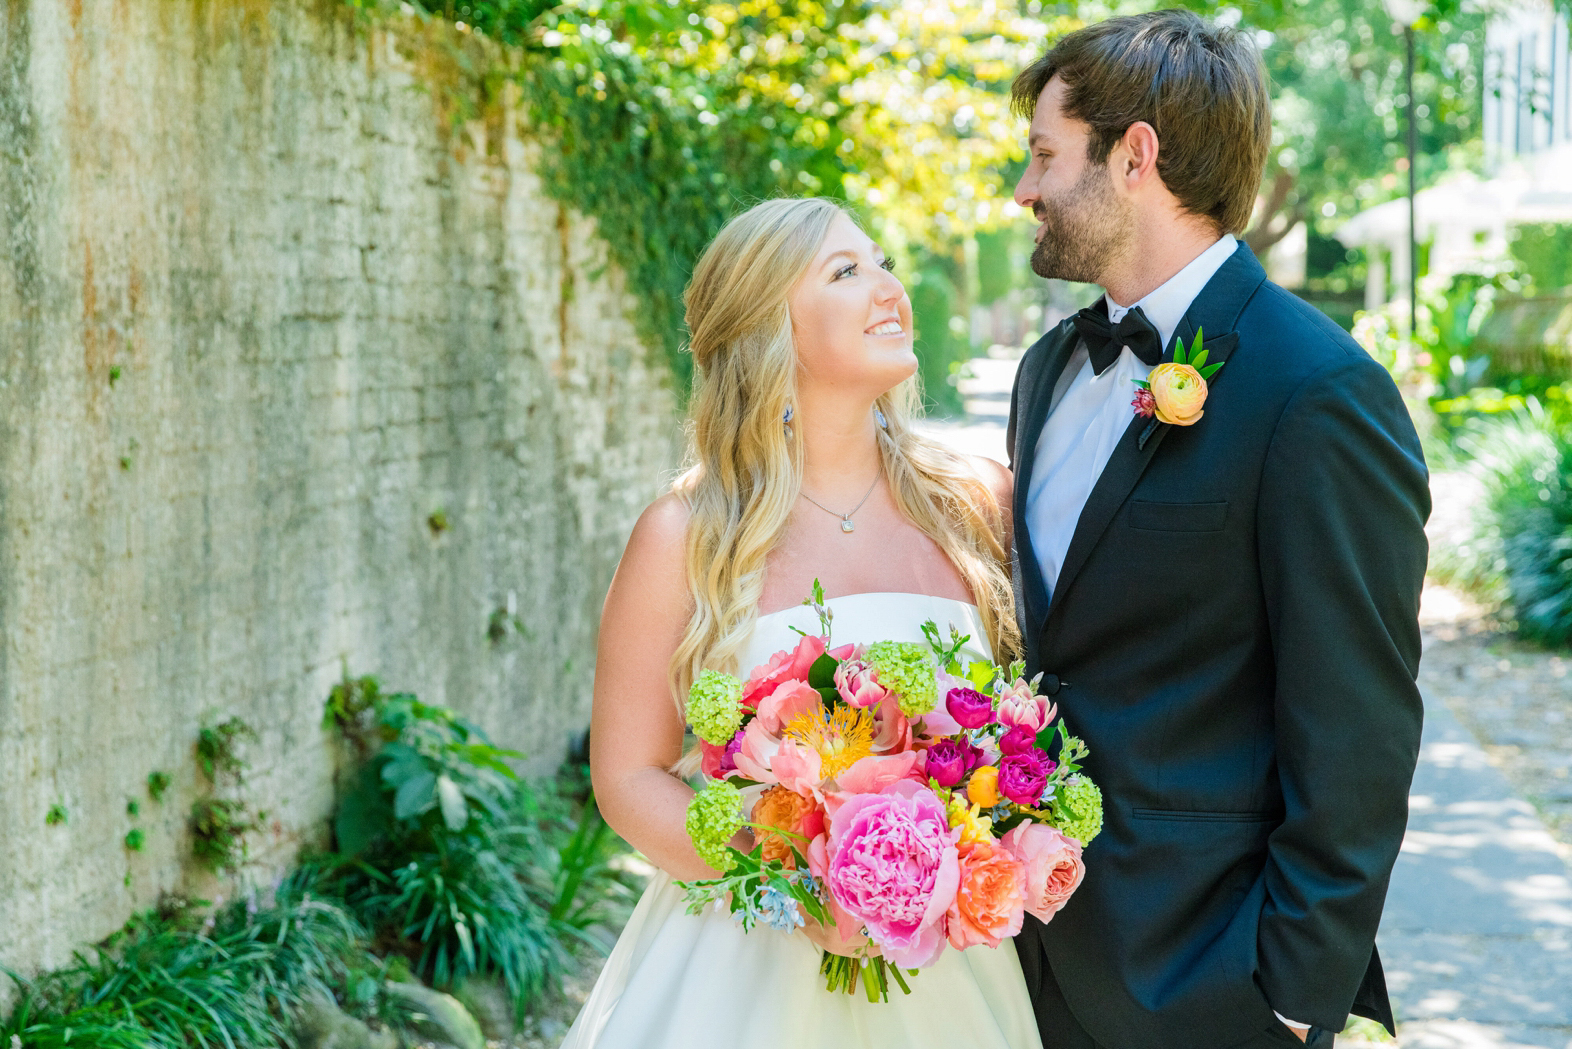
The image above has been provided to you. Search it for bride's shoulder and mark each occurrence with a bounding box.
[963,453,1013,510]
[623,492,691,568]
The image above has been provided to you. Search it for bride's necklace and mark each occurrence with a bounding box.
[799,469,881,534]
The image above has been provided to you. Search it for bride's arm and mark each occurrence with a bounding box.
[589,494,728,883]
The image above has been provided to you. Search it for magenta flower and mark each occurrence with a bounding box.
[822,781,960,969]
[945,686,994,730]
[923,738,980,788]
[999,724,1038,755]
[997,750,1054,807]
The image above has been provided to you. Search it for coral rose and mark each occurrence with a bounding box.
[751,785,823,867]
[1001,822,1085,923]
[945,839,1027,949]
[742,635,827,707]
[1148,362,1208,426]
[821,781,959,969]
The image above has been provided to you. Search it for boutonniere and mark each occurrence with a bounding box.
[1131,327,1225,427]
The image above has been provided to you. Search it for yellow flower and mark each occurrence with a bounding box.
[967,765,1001,808]
[783,704,876,781]
[1148,362,1208,426]
[947,796,995,848]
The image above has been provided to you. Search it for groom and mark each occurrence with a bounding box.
[1004,11,1429,1049]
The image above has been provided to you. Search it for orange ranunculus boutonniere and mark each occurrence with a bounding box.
[1132,328,1224,427]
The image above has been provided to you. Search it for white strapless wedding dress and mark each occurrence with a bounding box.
[561,592,1043,1049]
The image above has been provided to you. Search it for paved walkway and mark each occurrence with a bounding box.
[921,352,1572,1049]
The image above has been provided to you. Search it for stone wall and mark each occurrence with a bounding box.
[0,0,681,975]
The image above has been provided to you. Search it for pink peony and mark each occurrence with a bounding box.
[834,659,891,710]
[753,680,822,735]
[822,781,959,969]
[945,686,994,730]
[1001,823,1085,923]
[996,680,1056,734]
[996,750,1054,807]
[945,839,1027,949]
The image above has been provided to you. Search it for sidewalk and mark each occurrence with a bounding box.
[1377,684,1572,1049]
[922,353,1572,1049]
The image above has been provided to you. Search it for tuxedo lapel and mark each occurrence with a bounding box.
[1044,243,1266,621]
[1011,319,1078,631]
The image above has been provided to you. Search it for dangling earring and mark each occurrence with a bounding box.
[874,406,888,430]
[783,404,794,438]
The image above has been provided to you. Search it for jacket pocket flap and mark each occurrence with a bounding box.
[1128,500,1229,532]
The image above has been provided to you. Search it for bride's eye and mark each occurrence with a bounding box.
[833,262,857,280]
[879,257,896,273]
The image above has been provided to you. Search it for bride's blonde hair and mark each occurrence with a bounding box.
[670,197,1020,729]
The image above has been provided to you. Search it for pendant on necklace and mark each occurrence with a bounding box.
[841,518,856,534]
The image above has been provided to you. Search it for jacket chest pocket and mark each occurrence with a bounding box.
[1127,499,1229,533]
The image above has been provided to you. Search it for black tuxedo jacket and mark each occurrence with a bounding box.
[1008,244,1429,1049]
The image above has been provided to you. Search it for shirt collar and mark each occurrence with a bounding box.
[1104,233,1237,352]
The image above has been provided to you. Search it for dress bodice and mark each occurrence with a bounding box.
[740,592,993,674]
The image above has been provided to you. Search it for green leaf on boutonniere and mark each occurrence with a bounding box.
[1133,378,1151,389]
[1190,347,1209,370]
[1200,362,1224,380]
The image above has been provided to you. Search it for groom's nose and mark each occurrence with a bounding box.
[1014,168,1039,210]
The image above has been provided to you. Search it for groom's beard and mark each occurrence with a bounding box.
[1029,164,1133,286]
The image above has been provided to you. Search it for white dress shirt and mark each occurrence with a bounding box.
[1024,233,1236,598]
[1020,232,1311,1036]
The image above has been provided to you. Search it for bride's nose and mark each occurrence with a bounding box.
[873,268,904,305]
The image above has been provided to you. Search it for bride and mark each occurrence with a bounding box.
[562,197,1042,1048]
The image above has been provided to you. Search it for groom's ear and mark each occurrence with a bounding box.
[1113,121,1161,195]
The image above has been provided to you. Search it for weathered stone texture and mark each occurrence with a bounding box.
[0,0,681,975]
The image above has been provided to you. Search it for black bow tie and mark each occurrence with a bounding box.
[1072,304,1163,375]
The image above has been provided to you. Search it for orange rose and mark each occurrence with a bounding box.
[1148,362,1208,426]
[967,765,1001,808]
[945,839,1027,949]
[751,785,818,867]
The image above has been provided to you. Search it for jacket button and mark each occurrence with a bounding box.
[1040,673,1062,695]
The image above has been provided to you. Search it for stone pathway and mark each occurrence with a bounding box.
[921,353,1572,1049]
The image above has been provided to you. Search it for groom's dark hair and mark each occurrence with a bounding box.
[1011,9,1270,236]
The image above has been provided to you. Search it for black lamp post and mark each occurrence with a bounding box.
[1385,0,1426,346]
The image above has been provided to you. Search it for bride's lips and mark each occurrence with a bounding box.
[864,318,905,336]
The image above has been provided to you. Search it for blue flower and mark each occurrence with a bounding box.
[755,883,804,932]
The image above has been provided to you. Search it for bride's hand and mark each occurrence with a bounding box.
[800,911,879,959]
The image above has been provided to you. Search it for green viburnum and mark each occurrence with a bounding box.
[687,669,745,746]
[866,641,937,719]
[686,780,745,873]
[1056,778,1104,846]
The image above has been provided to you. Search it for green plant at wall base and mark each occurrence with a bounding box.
[324,673,385,732]
[45,803,67,826]
[124,828,146,852]
[147,769,171,802]
[190,797,259,873]
[427,508,450,534]
[126,798,140,818]
[197,717,258,783]
[0,884,387,1049]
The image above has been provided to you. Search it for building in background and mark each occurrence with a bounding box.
[1338,0,1572,309]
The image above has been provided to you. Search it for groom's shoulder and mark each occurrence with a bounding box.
[1235,278,1390,393]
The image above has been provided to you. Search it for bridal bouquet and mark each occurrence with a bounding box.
[677,583,1103,1002]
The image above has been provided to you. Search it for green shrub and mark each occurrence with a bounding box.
[318,685,641,1022]
[1,886,384,1049]
[1435,403,1572,648]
